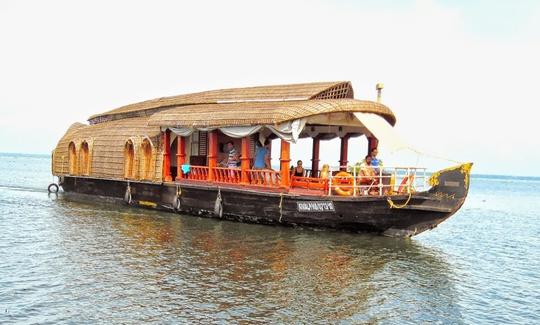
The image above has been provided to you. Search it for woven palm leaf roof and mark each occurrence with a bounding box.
[147,99,395,128]
[88,81,353,123]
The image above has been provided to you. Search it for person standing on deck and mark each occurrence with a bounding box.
[253,140,270,169]
[226,141,240,168]
[369,147,383,175]
[370,148,382,168]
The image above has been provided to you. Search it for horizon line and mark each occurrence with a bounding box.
[1,151,538,179]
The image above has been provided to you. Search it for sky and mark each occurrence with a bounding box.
[0,0,539,176]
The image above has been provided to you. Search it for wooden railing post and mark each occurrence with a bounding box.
[207,131,218,181]
[280,139,291,188]
[176,136,186,180]
[240,137,250,184]
[162,130,172,182]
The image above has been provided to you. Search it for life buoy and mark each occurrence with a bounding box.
[47,183,59,194]
[398,175,415,194]
[333,171,354,196]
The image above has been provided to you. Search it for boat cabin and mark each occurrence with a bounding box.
[52,81,424,197]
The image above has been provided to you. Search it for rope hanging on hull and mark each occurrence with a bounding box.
[387,192,412,209]
[173,185,182,212]
[124,182,132,205]
[214,188,223,218]
[278,192,284,222]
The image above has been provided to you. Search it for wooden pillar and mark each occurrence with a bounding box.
[311,136,320,177]
[207,130,218,181]
[280,139,291,188]
[162,130,172,182]
[339,135,349,171]
[176,136,186,180]
[367,136,379,156]
[240,137,250,184]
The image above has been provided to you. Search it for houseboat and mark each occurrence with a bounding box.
[51,81,472,237]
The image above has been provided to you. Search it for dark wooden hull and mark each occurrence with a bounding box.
[58,164,471,237]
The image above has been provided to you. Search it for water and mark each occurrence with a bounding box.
[0,153,538,324]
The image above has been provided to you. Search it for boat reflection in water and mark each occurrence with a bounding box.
[54,195,463,323]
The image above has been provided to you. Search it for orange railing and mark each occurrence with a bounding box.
[179,165,281,187]
[185,165,209,180]
[247,169,281,187]
[212,167,242,184]
[291,176,328,191]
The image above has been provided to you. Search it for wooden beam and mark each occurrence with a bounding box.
[162,130,172,182]
[240,136,250,184]
[207,131,218,181]
[176,136,186,180]
[339,135,350,171]
[280,140,291,188]
[367,136,379,156]
[311,136,320,177]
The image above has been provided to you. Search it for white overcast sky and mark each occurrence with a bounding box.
[1,0,539,176]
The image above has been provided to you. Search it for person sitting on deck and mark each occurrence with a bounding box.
[291,160,305,177]
[360,155,378,183]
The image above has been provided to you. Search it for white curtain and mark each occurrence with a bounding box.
[167,118,306,143]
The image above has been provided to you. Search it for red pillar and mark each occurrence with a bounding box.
[240,137,250,184]
[162,130,172,182]
[367,136,379,156]
[311,136,320,177]
[207,131,218,181]
[176,136,186,180]
[280,140,291,188]
[339,135,349,171]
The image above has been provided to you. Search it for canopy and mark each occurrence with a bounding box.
[353,112,416,153]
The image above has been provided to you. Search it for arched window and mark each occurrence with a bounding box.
[68,142,77,175]
[124,139,135,179]
[141,138,153,180]
[80,141,90,175]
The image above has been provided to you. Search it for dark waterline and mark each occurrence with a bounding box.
[0,154,539,324]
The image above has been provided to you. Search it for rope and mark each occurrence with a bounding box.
[214,187,223,217]
[176,185,182,197]
[125,181,132,204]
[278,192,284,223]
[412,149,462,165]
[387,192,412,209]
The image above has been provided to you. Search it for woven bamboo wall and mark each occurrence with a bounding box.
[52,117,162,181]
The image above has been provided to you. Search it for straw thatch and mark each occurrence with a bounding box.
[52,117,162,180]
[147,99,396,128]
[88,81,353,124]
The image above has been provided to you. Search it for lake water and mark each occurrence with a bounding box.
[0,153,538,324]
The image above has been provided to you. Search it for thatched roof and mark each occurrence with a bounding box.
[147,99,395,128]
[88,81,353,124]
[52,117,162,180]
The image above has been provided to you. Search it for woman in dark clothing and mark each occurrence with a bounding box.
[291,160,305,177]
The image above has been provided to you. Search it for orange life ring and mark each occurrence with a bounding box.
[333,171,354,196]
[398,175,415,194]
